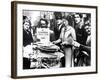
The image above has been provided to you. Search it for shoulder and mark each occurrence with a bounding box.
[61,27,65,31]
[23,30,27,34]
[68,26,75,30]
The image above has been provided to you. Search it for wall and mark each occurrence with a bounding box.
[0,0,99,80]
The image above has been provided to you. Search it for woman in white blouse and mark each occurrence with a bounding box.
[53,19,76,67]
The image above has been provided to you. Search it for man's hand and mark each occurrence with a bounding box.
[52,39,61,44]
[61,41,68,46]
[52,41,58,44]
[72,41,80,48]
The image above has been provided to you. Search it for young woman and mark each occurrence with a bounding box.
[53,19,76,67]
[23,16,33,69]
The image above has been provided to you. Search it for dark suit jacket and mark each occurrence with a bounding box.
[75,24,88,45]
[54,23,65,40]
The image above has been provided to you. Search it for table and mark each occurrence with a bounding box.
[23,43,64,69]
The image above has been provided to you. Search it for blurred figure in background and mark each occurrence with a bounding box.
[84,24,91,66]
[54,12,65,41]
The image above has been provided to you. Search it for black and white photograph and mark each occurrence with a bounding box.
[23,11,91,69]
[11,1,97,78]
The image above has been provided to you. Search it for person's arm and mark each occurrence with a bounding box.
[52,39,61,44]
[72,41,91,55]
[79,44,91,55]
[52,27,64,44]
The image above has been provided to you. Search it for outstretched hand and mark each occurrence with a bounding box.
[72,41,80,48]
[52,41,57,44]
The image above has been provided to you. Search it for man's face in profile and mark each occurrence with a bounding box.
[74,14,81,24]
[56,19,62,25]
[84,25,91,35]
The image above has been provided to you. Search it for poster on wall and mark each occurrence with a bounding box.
[11,1,98,78]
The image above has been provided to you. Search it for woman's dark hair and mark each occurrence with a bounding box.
[23,16,27,20]
[23,16,31,28]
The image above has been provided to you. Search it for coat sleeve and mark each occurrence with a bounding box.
[79,44,91,55]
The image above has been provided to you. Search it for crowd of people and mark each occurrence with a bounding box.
[23,12,91,69]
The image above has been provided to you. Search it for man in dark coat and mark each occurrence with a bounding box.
[74,13,88,66]
[54,12,64,40]
[74,13,88,45]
